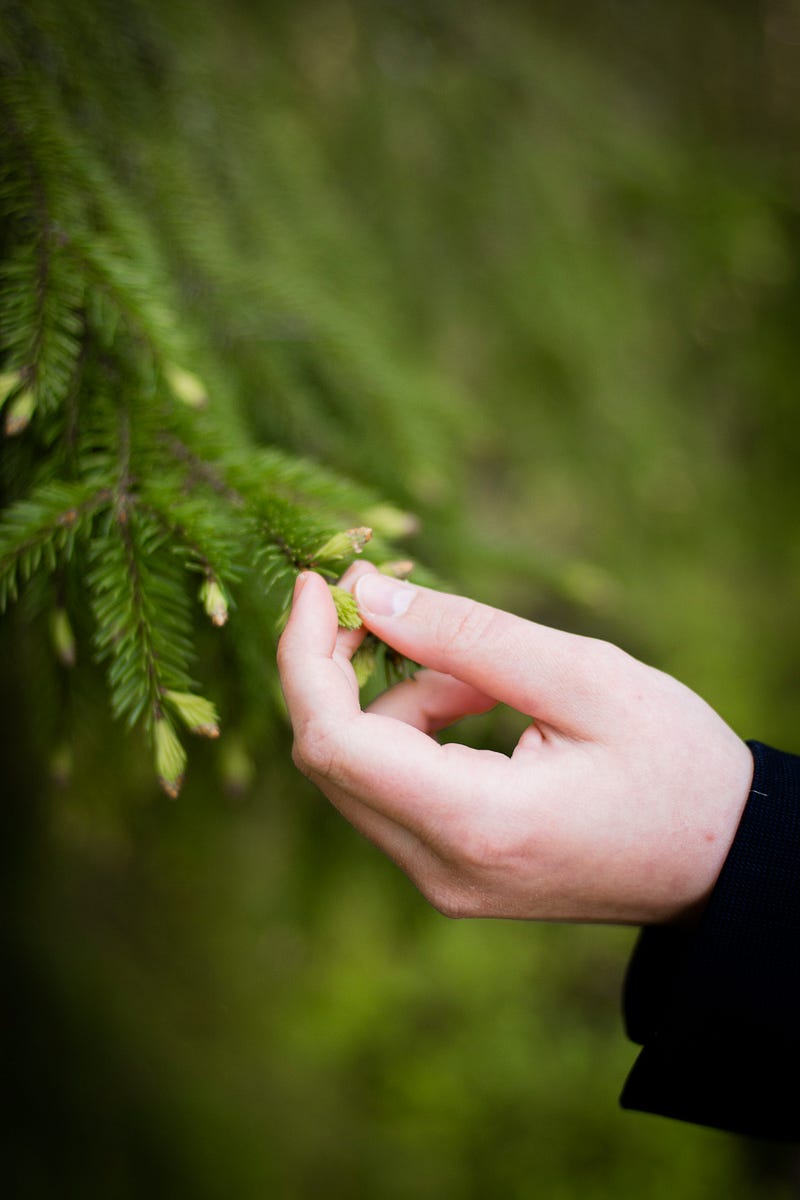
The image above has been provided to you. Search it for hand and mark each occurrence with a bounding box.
[277,564,753,925]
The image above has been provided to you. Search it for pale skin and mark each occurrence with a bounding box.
[277,561,754,926]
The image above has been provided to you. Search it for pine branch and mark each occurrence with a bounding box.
[0,240,86,427]
[0,48,423,795]
[88,509,195,731]
[65,230,176,360]
[137,486,243,626]
[0,481,110,610]
[0,81,87,428]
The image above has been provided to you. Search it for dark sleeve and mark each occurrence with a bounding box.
[620,741,800,1142]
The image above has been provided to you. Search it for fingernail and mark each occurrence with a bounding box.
[293,572,311,601]
[354,572,413,617]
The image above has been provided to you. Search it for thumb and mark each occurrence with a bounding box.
[353,573,619,735]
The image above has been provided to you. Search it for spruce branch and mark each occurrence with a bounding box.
[0,240,85,429]
[63,230,176,360]
[88,510,195,732]
[0,481,110,610]
[0,49,423,796]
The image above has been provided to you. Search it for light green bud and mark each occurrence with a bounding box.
[4,387,35,436]
[50,608,77,667]
[166,363,208,409]
[351,638,377,687]
[379,559,414,579]
[200,577,229,626]
[328,584,362,630]
[163,689,220,738]
[0,369,21,410]
[363,504,419,538]
[154,715,187,798]
[314,526,373,562]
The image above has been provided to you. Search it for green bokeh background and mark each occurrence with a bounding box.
[3,0,800,1194]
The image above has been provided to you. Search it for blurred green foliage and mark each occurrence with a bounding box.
[3,0,800,1195]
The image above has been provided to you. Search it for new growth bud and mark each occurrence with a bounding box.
[328,584,362,630]
[351,637,377,687]
[0,369,21,409]
[200,577,229,626]
[314,526,372,562]
[379,559,414,579]
[163,689,220,738]
[165,363,208,409]
[154,715,187,798]
[363,504,419,539]
[4,387,35,436]
[50,607,77,667]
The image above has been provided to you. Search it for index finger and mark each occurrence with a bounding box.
[353,574,625,736]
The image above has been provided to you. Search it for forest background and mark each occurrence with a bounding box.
[2,0,800,1195]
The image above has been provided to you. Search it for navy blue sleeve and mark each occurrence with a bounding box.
[620,741,800,1141]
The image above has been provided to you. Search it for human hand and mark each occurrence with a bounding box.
[277,564,753,925]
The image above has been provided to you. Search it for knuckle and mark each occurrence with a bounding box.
[454,817,513,874]
[589,637,634,679]
[291,718,339,779]
[436,598,495,658]
[428,792,515,875]
[290,738,314,778]
[420,878,474,920]
[571,636,632,705]
[413,830,503,919]
[590,637,629,671]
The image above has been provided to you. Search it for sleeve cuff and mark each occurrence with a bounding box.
[620,741,800,1141]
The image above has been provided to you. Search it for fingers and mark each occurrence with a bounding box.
[297,703,511,830]
[367,669,496,733]
[353,573,623,735]
[278,561,376,721]
[334,564,492,739]
[278,569,510,830]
